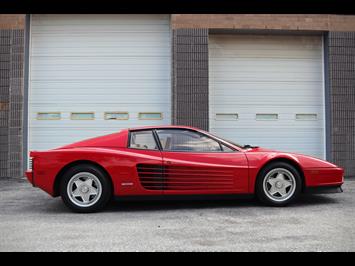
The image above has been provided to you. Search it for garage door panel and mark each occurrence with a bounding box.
[31,48,170,57]
[31,24,170,32]
[31,69,171,80]
[209,34,325,158]
[211,58,322,66]
[30,103,170,110]
[31,35,170,46]
[210,65,321,74]
[211,95,323,105]
[30,95,170,104]
[32,14,170,22]
[212,121,323,129]
[29,14,171,151]
[32,36,170,45]
[31,62,170,72]
[210,82,323,94]
[210,72,322,82]
[211,105,324,113]
[209,35,321,48]
[209,50,321,60]
[31,57,169,67]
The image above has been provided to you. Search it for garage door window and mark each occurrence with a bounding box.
[71,112,95,120]
[37,112,61,120]
[256,114,278,120]
[104,112,129,120]
[138,112,163,120]
[295,114,317,120]
[215,113,238,120]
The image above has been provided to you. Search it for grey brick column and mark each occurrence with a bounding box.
[172,29,209,131]
[0,29,24,178]
[0,30,11,178]
[9,29,24,177]
[328,32,355,177]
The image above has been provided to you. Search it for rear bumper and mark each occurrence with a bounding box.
[304,184,343,194]
[25,170,34,186]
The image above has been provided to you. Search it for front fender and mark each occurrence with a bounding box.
[245,152,302,193]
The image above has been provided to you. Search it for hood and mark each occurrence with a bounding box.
[244,146,339,168]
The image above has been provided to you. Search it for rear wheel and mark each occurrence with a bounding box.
[60,164,112,213]
[256,162,302,207]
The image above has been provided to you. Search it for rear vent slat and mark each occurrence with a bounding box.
[137,164,165,190]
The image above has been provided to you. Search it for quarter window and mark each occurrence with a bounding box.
[220,143,235,152]
[156,129,222,152]
[129,130,158,150]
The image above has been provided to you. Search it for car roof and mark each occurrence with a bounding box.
[127,125,200,131]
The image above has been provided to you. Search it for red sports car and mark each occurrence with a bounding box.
[25,125,344,212]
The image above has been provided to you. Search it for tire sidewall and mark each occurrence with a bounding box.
[60,164,112,213]
[256,162,302,207]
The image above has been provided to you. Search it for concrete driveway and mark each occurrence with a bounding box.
[0,178,354,251]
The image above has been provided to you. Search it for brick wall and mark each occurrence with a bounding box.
[0,30,10,177]
[171,14,355,31]
[0,15,25,30]
[172,29,209,130]
[0,15,24,178]
[328,32,355,177]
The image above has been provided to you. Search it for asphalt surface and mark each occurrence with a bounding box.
[0,177,355,251]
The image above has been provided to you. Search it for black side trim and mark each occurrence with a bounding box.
[304,185,343,194]
[152,129,163,150]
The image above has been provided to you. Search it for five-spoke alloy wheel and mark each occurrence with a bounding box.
[256,162,302,206]
[60,164,112,213]
[67,172,102,208]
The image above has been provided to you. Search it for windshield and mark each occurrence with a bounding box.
[206,132,244,149]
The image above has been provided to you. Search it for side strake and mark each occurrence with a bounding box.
[137,164,165,190]
[137,163,236,191]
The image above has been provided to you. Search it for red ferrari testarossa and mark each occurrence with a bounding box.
[25,125,344,212]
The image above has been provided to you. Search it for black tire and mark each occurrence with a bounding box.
[59,164,112,213]
[255,161,302,207]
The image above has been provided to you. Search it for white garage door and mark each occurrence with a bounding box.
[209,34,325,158]
[29,14,171,151]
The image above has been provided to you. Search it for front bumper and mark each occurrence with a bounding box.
[304,184,343,194]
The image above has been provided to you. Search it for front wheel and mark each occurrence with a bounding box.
[256,162,302,207]
[60,164,112,213]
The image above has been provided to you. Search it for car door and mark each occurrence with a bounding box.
[154,129,249,195]
[125,129,164,195]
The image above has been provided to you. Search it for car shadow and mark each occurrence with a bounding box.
[40,193,340,214]
[100,194,340,213]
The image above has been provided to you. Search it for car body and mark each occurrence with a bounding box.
[25,125,344,212]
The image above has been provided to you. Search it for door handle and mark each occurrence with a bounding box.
[165,160,173,165]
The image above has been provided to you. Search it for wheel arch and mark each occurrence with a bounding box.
[53,160,113,197]
[255,157,306,192]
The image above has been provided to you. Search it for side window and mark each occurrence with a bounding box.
[156,129,222,152]
[129,130,158,150]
